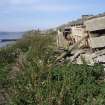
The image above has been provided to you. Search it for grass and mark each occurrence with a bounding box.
[0,31,105,105]
[9,64,105,105]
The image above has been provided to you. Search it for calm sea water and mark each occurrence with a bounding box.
[0,33,24,47]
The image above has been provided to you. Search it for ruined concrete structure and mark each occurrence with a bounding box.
[85,15,105,49]
[56,13,105,65]
[57,13,105,50]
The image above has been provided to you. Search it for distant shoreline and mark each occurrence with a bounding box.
[0,32,24,35]
[0,32,24,47]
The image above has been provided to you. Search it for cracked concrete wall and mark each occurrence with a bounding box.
[85,16,105,31]
[57,30,70,49]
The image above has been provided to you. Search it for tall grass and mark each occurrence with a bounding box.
[10,63,105,105]
[0,32,105,105]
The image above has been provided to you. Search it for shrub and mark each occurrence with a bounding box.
[0,47,20,64]
[1,32,105,105]
[10,63,105,105]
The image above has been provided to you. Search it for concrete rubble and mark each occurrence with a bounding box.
[56,13,105,67]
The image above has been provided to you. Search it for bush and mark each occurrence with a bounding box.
[10,63,105,105]
[1,32,105,105]
[0,47,19,64]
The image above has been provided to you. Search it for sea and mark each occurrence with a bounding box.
[0,32,25,47]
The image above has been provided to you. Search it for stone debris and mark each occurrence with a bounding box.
[56,13,105,67]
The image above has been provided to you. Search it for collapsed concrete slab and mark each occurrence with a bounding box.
[85,16,105,31]
[84,14,105,49]
[56,13,105,66]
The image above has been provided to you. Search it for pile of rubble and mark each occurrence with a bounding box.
[56,13,105,67]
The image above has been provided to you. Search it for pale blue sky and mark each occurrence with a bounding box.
[0,0,105,31]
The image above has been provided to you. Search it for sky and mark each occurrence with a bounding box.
[0,0,105,32]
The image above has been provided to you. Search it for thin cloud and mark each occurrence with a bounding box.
[1,5,81,13]
[0,0,105,31]
[0,0,81,13]
[32,4,80,12]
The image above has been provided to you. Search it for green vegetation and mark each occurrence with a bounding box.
[0,31,105,105]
